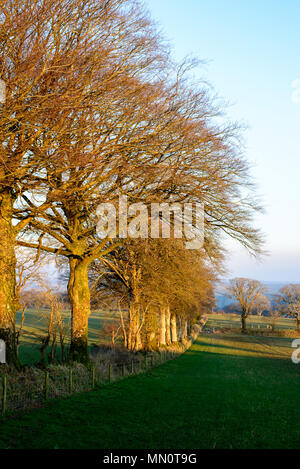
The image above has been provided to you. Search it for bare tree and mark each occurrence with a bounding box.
[277,284,300,331]
[269,308,281,332]
[253,293,270,317]
[1,0,135,365]
[35,281,70,366]
[228,278,266,332]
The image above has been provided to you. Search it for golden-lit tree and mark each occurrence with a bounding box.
[90,239,216,351]
[228,278,266,332]
[8,0,264,365]
[0,0,117,364]
[14,0,175,362]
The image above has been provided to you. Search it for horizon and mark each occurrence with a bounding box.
[219,279,300,284]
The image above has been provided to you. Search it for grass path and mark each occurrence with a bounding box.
[0,334,299,449]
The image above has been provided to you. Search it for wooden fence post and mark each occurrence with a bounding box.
[69,368,73,394]
[2,375,7,417]
[44,371,49,401]
[91,365,95,389]
[131,360,134,374]
[122,363,126,377]
[108,364,112,383]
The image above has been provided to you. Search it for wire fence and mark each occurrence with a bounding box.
[0,321,206,417]
[0,349,179,417]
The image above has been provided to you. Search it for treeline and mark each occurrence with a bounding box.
[90,239,216,352]
[0,0,262,367]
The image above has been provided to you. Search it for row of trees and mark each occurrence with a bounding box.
[90,239,215,351]
[0,0,263,367]
[228,278,300,332]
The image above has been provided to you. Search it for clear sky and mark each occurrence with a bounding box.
[145,0,300,282]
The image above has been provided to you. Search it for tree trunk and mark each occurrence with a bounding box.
[182,318,188,341]
[296,316,300,332]
[0,189,20,369]
[134,310,143,351]
[241,314,247,333]
[171,314,178,343]
[160,308,166,346]
[165,306,171,345]
[127,300,143,351]
[68,258,90,364]
[127,264,143,352]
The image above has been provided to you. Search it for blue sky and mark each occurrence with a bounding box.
[145,0,300,282]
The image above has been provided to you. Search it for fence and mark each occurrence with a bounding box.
[0,321,206,417]
[0,349,179,417]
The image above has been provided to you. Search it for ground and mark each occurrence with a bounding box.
[0,318,299,449]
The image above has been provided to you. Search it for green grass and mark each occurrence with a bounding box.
[0,332,299,449]
[15,308,118,365]
[17,310,297,365]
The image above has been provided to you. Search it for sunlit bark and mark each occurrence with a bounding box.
[68,258,90,364]
[171,314,178,343]
[159,308,166,346]
[0,189,20,368]
[165,306,171,345]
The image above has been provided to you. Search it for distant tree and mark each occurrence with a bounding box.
[269,308,281,332]
[35,281,70,366]
[253,293,270,317]
[228,278,266,332]
[277,284,300,331]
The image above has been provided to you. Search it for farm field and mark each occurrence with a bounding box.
[206,313,297,333]
[0,323,299,449]
[15,310,299,365]
[15,308,118,365]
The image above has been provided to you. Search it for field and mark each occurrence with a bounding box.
[0,314,299,449]
[16,309,299,365]
[206,312,297,333]
[15,308,118,365]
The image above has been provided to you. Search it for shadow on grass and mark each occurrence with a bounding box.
[185,337,293,360]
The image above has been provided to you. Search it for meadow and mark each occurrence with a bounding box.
[0,314,299,449]
[15,308,118,365]
[17,309,298,365]
[206,313,297,334]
